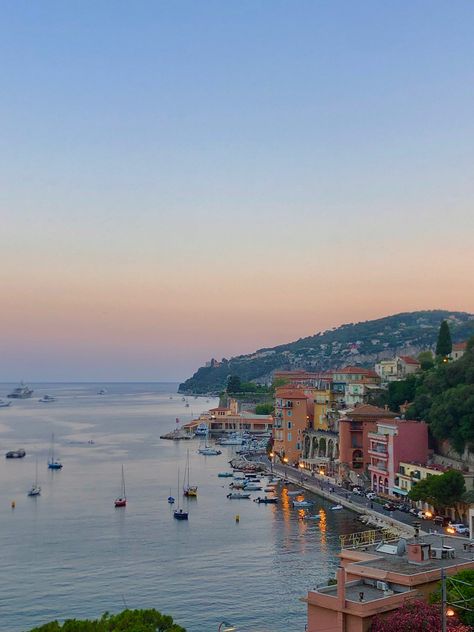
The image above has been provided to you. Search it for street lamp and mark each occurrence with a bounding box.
[218,622,236,632]
[269,451,274,473]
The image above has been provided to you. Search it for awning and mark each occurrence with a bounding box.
[390,487,408,496]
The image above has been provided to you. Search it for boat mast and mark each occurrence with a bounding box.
[121,465,126,498]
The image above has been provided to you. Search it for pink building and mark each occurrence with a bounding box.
[368,419,428,497]
[305,533,474,632]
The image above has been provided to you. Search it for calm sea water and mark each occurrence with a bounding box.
[0,383,361,632]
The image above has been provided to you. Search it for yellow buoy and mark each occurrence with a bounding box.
[235,514,240,522]
[11,501,16,509]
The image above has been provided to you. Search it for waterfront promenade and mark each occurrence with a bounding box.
[265,462,420,537]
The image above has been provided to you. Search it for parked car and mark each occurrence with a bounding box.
[352,487,363,496]
[434,515,451,527]
[449,523,470,535]
[399,504,412,513]
[366,492,377,500]
[409,507,419,516]
[417,511,428,519]
[384,503,397,512]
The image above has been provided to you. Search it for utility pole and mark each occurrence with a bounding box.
[441,567,446,632]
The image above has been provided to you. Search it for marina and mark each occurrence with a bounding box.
[0,383,365,632]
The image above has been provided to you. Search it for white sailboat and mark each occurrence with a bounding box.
[28,459,41,496]
[198,427,222,456]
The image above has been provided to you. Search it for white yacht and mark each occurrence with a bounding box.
[39,395,56,403]
[7,382,34,399]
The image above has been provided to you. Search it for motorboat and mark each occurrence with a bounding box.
[331,504,343,511]
[27,484,41,497]
[7,383,33,399]
[302,513,321,520]
[0,400,12,408]
[254,496,278,504]
[292,500,314,508]
[218,472,233,478]
[217,433,245,446]
[168,495,175,504]
[243,482,262,491]
[47,434,63,470]
[227,492,251,499]
[198,447,222,456]
[194,423,209,436]
[264,487,277,493]
[39,395,56,403]
[287,490,304,497]
[97,388,107,395]
[6,449,26,459]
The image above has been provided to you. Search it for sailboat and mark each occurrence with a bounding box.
[114,465,127,507]
[167,488,175,504]
[27,459,41,497]
[183,449,197,497]
[48,434,63,470]
[173,468,188,520]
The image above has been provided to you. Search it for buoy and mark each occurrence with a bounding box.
[11,501,15,509]
[235,514,240,522]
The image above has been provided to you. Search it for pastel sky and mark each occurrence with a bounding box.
[1,1,474,381]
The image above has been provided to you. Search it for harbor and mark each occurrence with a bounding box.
[0,383,364,632]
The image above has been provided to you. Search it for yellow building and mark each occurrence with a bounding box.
[312,388,338,431]
[393,461,444,497]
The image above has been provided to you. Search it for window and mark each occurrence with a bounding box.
[287,410,292,417]
[287,422,292,429]
[296,442,301,450]
[287,432,292,442]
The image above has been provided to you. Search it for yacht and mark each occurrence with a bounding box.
[5,449,26,459]
[7,383,34,399]
[194,423,209,436]
[39,395,56,403]
[198,446,222,456]
[217,433,245,446]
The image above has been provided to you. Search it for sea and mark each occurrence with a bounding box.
[0,383,362,632]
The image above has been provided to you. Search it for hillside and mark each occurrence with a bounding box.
[179,310,474,394]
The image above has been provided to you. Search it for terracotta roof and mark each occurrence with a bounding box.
[399,355,420,365]
[342,404,398,418]
[275,388,308,399]
[334,366,379,378]
[452,342,467,351]
[209,407,231,412]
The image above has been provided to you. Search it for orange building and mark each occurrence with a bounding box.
[338,404,397,483]
[273,387,312,463]
[305,533,474,632]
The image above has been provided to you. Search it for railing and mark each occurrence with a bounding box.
[339,528,398,549]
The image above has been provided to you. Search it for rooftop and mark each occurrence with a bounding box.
[398,355,420,365]
[275,388,309,399]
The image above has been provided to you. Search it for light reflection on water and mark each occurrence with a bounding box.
[0,383,362,632]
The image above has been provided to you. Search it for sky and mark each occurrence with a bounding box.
[1,1,474,381]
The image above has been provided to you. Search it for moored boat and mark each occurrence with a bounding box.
[218,472,233,478]
[198,446,222,456]
[114,465,127,507]
[226,492,251,499]
[183,449,198,497]
[287,489,304,497]
[6,449,26,459]
[331,504,343,511]
[0,399,12,408]
[27,459,41,497]
[7,382,33,399]
[292,500,314,508]
[39,395,56,403]
[48,434,63,470]
[173,468,188,520]
[254,496,278,504]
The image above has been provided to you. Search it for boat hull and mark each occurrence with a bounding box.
[173,510,188,520]
[114,498,127,507]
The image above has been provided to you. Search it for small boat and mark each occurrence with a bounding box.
[218,472,233,478]
[292,500,314,508]
[254,496,278,504]
[287,490,304,497]
[5,449,26,459]
[331,504,343,511]
[47,434,63,470]
[264,487,277,493]
[39,395,56,403]
[168,495,175,504]
[183,449,197,497]
[243,482,262,491]
[302,513,321,520]
[28,459,41,497]
[194,423,209,436]
[173,469,188,520]
[7,382,34,399]
[97,388,107,395]
[198,447,222,456]
[227,492,251,499]
[0,399,12,408]
[114,465,127,507]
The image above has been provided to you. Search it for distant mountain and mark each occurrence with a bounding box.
[179,310,474,394]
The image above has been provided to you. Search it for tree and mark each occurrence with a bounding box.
[28,609,186,631]
[255,403,274,415]
[418,350,435,371]
[436,320,453,358]
[387,374,418,411]
[408,470,466,511]
[370,599,470,631]
[226,375,242,393]
[430,569,474,628]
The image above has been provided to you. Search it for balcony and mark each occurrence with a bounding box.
[368,446,388,457]
[369,461,388,473]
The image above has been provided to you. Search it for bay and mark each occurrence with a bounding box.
[0,383,361,632]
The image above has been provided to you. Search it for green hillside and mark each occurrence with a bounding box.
[179,310,474,394]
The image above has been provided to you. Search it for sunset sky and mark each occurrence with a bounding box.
[1,2,474,381]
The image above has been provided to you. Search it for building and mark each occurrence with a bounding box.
[449,341,467,361]
[305,533,474,632]
[338,405,397,484]
[184,398,273,435]
[273,387,312,463]
[393,461,445,499]
[331,367,381,386]
[301,386,340,476]
[273,370,325,387]
[367,420,429,497]
[375,356,420,383]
